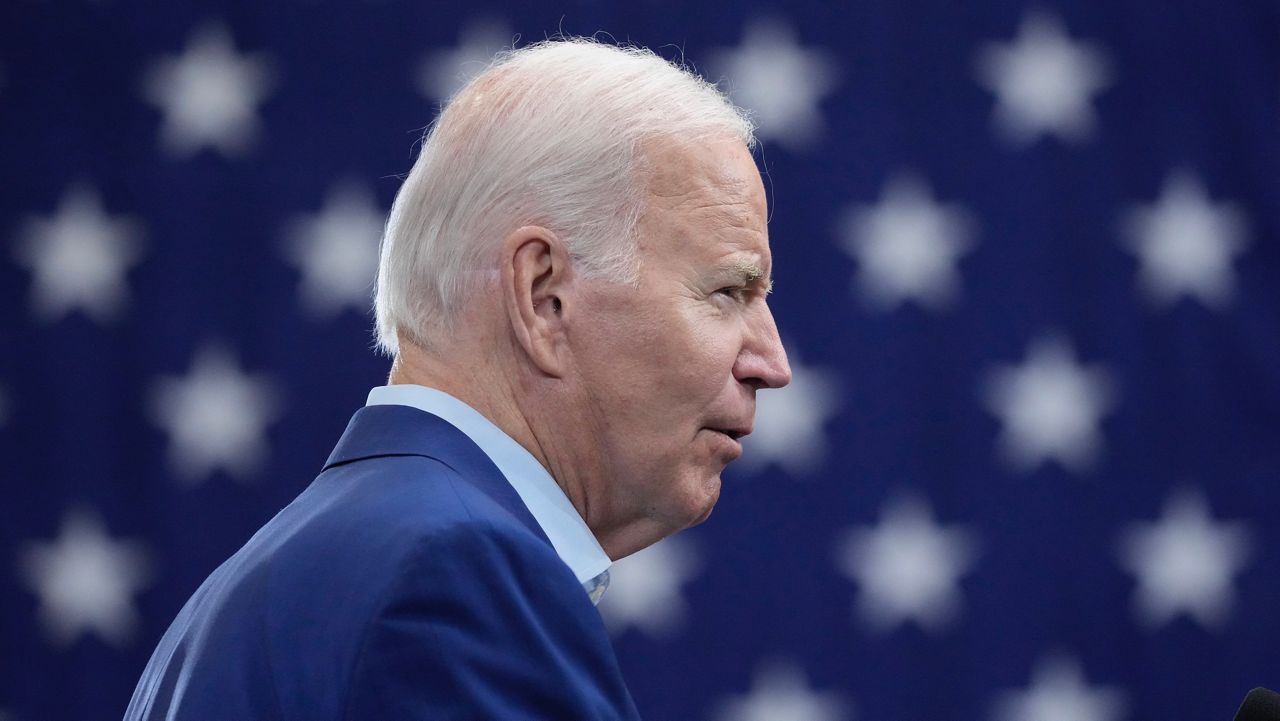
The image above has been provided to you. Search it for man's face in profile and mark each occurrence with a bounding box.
[568,138,791,539]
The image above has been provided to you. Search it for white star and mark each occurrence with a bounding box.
[282,181,385,318]
[983,334,1116,473]
[1117,489,1251,629]
[12,184,145,323]
[992,655,1127,721]
[838,174,976,311]
[143,23,274,158]
[836,493,978,633]
[18,509,152,647]
[1120,171,1249,309]
[735,347,841,477]
[714,660,850,721]
[708,19,839,151]
[975,10,1111,146]
[415,19,512,103]
[600,535,699,638]
[149,344,282,484]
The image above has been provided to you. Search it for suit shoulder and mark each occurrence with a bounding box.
[269,453,548,577]
[125,448,589,721]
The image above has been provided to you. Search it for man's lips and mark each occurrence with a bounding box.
[706,423,752,441]
[703,424,751,459]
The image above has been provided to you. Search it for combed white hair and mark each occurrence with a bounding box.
[374,37,756,354]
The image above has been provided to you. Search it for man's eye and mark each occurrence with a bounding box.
[715,286,747,301]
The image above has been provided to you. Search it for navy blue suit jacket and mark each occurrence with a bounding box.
[125,405,641,720]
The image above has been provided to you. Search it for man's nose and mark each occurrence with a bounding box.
[734,305,792,390]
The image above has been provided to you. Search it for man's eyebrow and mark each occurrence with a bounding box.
[729,260,774,293]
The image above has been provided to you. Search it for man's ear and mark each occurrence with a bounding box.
[502,225,572,377]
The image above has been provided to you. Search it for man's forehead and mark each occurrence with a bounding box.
[642,146,767,235]
[635,138,771,277]
[645,137,761,194]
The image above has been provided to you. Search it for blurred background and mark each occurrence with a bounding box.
[2,1,1279,719]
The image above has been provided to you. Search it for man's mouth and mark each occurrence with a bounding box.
[704,426,750,459]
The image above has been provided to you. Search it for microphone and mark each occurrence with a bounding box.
[1235,688,1280,721]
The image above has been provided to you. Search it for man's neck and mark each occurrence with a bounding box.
[389,343,531,457]
[387,337,671,561]
[389,339,575,518]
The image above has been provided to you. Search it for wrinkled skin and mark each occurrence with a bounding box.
[555,138,792,557]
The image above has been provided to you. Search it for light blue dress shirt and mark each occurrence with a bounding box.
[366,384,612,604]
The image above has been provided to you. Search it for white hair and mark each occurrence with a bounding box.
[374,37,756,355]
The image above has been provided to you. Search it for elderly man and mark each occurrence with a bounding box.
[126,38,789,719]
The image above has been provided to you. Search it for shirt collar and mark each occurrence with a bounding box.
[365,384,612,602]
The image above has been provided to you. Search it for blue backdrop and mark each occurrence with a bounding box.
[2,1,1278,720]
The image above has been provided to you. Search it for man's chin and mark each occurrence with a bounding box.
[687,502,715,527]
[683,473,721,527]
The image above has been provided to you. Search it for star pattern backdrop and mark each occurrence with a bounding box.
[2,2,1279,720]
